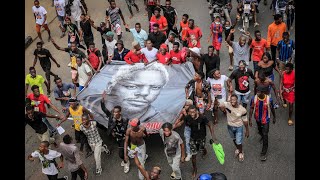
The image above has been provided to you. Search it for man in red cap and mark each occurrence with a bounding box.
[123,118,149,179]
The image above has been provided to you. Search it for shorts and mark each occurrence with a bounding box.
[227,125,244,145]
[112,23,122,35]
[212,41,222,51]
[40,60,51,72]
[36,23,49,33]
[190,138,206,155]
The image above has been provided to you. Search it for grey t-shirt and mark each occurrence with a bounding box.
[54,83,75,107]
[232,42,250,66]
[58,142,83,172]
[159,129,183,157]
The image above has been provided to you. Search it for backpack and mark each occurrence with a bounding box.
[253,95,271,119]
[88,48,100,70]
[277,0,288,8]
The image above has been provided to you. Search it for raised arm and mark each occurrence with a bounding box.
[101,91,112,117]
[134,152,150,179]
[83,106,94,120]
[51,38,67,51]
[226,28,235,46]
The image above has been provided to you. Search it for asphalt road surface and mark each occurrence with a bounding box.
[25,0,295,179]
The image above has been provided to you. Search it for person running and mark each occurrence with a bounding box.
[185,71,212,115]
[67,0,86,27]
[148,23,167,50]
[33,42,60,94]
[179,14,189,47]
[170,42,185,64]
[124,41,148,65]
[134,152,161,180]
[100,91,129,171]
[150,7,168,36]
[32,0,52,44]
[186,19,203,49]
[75,57,93,91]
[249,85,276,161]
[207,69,232,124]
[250,30,269,74]
[267,14,287,61]
[103,31,118,64]
[224,16,240,71]
[286,0,295,31]
[106,0,127,40]
[227,29,252,69]
[156,44,171,65]
[280,63,295,126]
[255,52,281,84]
[200,46,220,79]
[227,60,255,108]
[25,105,58,147]
[27,85,63,136]
[124,118,148,178]
[160,0,179,37]
[54,0,66,38]
[185,105,216,178]
[28,141,67,180]
[144,0,161,21]
[208,16,223,56]
[126,23,148,48]
[79,14,94,49]
[58,98,93,158]
[159,122,185,180]
[218,94,249,162]
[86,42,103,73]
[80,114,110,175]
[113,40,130,61]
[165,33,180,52]
[25,67,50,97]
[125,0,140,19]
[58,134,88,180]
[141,39,158,63]
[59,17,86,50]
[53,76,76,112]
[276,32,295,71]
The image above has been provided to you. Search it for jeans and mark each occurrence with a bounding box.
[184,126,191,155]
[42,117,56,135]
[47,174,66,180]
[57,15,65,27]
[256,121,269,155]
[227,125,244,145]
[253,61,259,74]
[71,168,86,180]
[271,45,277,62]
[75,130,91,153]
[235,92,250,106]
[166,151,182,179]
[89,141,107,170]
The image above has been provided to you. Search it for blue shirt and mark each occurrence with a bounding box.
[129,28,148,48]
[277,39,295,62]
[112,48,130,61]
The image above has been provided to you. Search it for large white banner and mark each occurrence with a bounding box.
[77,61,195,133]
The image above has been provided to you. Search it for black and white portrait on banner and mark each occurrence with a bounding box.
[77,61,195,133]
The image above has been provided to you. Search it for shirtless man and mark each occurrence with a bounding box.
[185,71,212,116]
[124,118,148,180]
[254,70,280,106]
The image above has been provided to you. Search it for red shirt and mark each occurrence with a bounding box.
[170,50,185,64]
[124,50,147,64]
[180,21,189,41]
[156,52,171,64]
[250,38,269,61]
[27,93,51,114]
[150,15,168,35]
[186,26,202,48]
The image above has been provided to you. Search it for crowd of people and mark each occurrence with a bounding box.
[26,0,295,179]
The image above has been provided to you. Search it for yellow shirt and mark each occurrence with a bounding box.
[25,74,45,94]
[69,105,83,131]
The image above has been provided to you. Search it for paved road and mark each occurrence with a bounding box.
[25,0,295,179]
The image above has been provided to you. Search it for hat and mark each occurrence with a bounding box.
[116,40,124,46]
[189,47,201,56]
[102,31,114,39]
[129,118,139,127]
[160,43,168,50]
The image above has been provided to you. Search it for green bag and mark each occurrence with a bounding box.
[212,143,225,165]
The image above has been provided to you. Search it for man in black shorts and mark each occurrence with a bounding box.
[33,42,60,94]
[184,105,216,178]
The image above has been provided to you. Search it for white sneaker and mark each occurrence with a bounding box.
[96,168,102,175]
[124,161,130,173]
[121,160,125,167]
[144,154,148,163]
[254,22,259,27]
[170,172,176,179]
[64,176,68,180]
[185,154,192,162]
[103,144,111,155]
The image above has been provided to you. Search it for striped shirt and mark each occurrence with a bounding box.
[250,95,273,124]
[106,7,121,26]
[277,39,295,62]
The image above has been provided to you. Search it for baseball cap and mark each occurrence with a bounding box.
[160,43,168,50]
[129,118,139,127]
[116,40,124,46]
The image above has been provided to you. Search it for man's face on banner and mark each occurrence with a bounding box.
[113,70,166,112]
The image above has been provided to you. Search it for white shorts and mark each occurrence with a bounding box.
[113,24,122,35]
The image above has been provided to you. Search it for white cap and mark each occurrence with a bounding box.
[189,47,200,56]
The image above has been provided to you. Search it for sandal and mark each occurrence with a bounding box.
[235,149,240,158]
[228,65,233,71]
[283,103,288,108]
[288,119,294,126]
[238,152,244,162]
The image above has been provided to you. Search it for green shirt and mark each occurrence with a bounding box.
[25,74,45,94]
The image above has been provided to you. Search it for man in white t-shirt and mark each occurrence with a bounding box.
[54,0,66,38]
[141,39,158,63]
[165,33,181,52]
[218,94,249,162]
[69,0,85,27]
[206,69,232,124]
[32,0,51,44]
[103,31,117,64]
[28,141,67,180]
[75,57,92,92]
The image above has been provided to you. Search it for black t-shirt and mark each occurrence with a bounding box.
[185,115,209,140]
[34,48,51,64]
[256,61,276,77]
[80,20,93,37]
[160,6,177,26]
[229,68,255,93]
[201,54,220,77]
[25,112,47,134]
[96,27,111,45]
[148,32,167,49]
[64,48,87,59]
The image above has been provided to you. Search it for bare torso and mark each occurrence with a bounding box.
[129,127,146,146]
